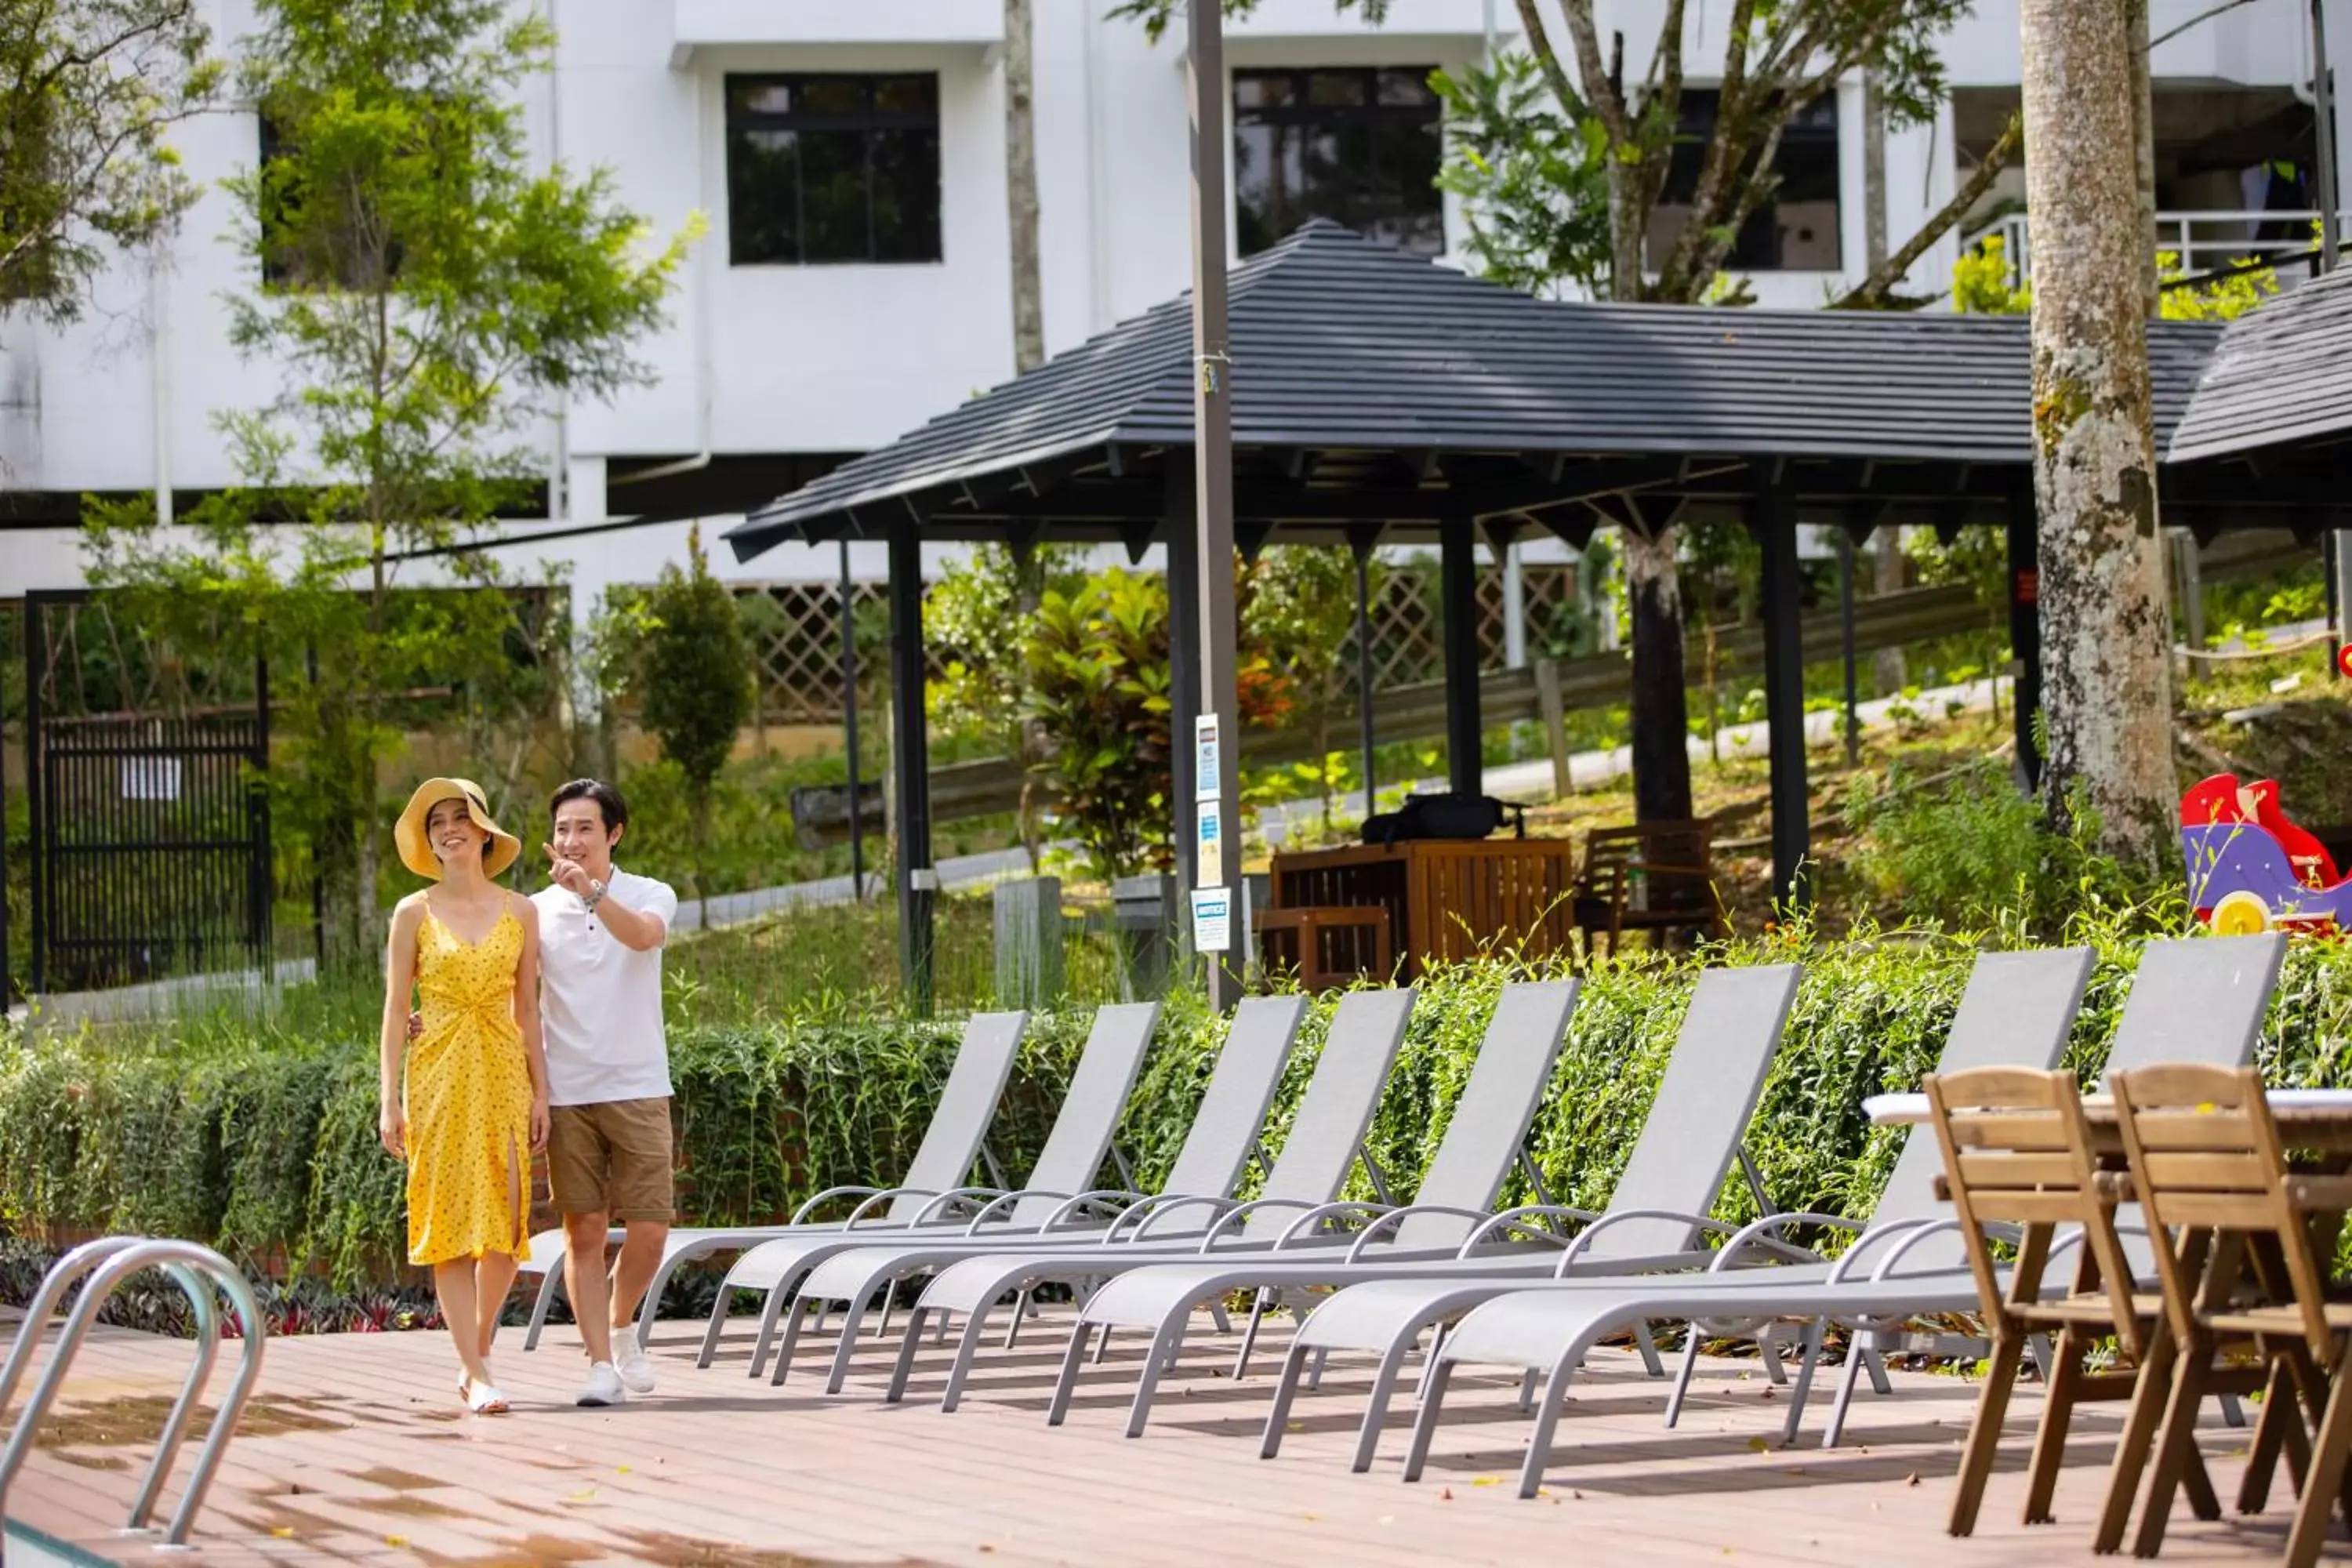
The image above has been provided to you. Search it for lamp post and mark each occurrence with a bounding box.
[1186,0,1242,1010]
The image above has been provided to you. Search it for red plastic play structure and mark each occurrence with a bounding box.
[2180,773,2352,933]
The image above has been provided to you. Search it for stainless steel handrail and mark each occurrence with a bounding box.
[0,1237,267,1547]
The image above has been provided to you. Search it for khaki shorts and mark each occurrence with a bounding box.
[547,1098,676,1222]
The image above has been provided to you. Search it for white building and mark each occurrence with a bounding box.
[1,0,2343,601]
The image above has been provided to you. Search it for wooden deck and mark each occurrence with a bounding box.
[7,1302,2347,1566]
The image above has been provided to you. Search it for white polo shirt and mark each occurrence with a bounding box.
[532,866,677,1107]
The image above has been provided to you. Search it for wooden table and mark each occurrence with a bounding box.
[1265,837,1580,984]
[1864,1088,2352,1148]
[1869,1087,2352,1555]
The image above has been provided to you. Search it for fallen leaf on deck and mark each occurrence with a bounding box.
[1472,1477,1500,1487]
[1440,1487,1454,1501]
[1906,1473,1920,1486]
[386,1537,409,1548]
[1746,1436,1769,1452]
[270,1527,294,1539]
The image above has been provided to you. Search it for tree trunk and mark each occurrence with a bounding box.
[1872,528,1907,693]
[1860,76,1908,691]
[1623,526,1694,822]
[2020,0,2174,860]
[2126,0,2160,315]
[1608,143,1697,822]
[1862,67,1889,278]
[1004,0,1046,375]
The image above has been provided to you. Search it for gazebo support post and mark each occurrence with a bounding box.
[1167,470,1201,897]
[1351,530,1378,816]
[2006,483,2045,791]
[1440,517,1483,797]
[1838,527,1860,768]
[1756,485,1812,912]
[887,519,935,1012]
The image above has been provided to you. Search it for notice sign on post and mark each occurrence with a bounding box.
[1193,714,1221,802]
[1196,798,1225,886]
[1191,886,1232,953]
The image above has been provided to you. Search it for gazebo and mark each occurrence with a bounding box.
[726,222,2352,1000]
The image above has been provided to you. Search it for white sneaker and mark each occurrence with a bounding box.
[575,1362,626,1407]
[614,1330,657,1395]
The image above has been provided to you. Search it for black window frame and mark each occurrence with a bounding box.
[1650,89,1842,273]
[1231,65,1446,259]
[724,72,943,267]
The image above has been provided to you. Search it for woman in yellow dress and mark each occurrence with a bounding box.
[379,779,551,1414]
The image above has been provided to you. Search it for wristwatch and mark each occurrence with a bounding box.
[584,878,607,913]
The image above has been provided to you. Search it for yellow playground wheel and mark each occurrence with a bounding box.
[2210,890,2272,936]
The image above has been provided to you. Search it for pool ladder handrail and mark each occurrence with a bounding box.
[0,1236,267,1548]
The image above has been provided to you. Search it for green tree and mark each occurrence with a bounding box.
[1023,568,1176,883]
[85,0,690,963]
[641,525,753,904]
[927,543,1083,863]
[0,0,221,322]
[1243,546,1357,829]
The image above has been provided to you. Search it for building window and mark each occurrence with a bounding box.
[1646,91,1842,272]
[725,74,942,267]
[1233,67,1444,257]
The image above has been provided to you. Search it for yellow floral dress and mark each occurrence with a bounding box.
[405,906,534,1267]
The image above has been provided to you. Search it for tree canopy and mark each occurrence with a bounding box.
[0,0,220,323]
[85,0,692,958]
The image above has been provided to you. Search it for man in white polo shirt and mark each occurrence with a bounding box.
[534,779,679,1408]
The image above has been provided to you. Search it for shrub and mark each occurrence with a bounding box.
[1842,758,2180,941]
[5,927,2349,1298]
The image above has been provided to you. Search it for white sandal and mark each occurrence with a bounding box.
[460,1374,509,1414]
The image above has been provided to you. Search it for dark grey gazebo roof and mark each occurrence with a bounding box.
[2167,263,2352,464]
[727,220,2346,563]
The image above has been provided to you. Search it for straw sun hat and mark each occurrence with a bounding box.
[394,778,521,880]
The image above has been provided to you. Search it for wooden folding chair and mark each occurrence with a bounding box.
[2108,1064,2348,1563]
[1925,1065,2156,1537]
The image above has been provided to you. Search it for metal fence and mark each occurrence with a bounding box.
[20,597,273,994]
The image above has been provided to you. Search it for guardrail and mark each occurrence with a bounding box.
[0,1237,265,1548]
[1965,209,2347,289]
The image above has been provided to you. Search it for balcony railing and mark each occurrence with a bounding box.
[1963,209,2345,291]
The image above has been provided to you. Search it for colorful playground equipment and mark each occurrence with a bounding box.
[2181,773,2352,933]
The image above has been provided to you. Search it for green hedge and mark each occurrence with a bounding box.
[7,934,2352,1289]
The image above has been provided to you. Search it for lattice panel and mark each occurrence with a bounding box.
[739,583,948,725]
[736,561,1591,723]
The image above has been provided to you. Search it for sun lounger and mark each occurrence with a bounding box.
[1058,967,1806,1439]
[523,1008,1033,1351]
[857,979,1587,1417]
[1256,944,2094,1469]
[678,998,1170,1371]
[717,994,1311,1386]
[1396,933,2285,1498]
[869,986,1423,1410]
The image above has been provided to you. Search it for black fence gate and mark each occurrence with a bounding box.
[22,594,273,996]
